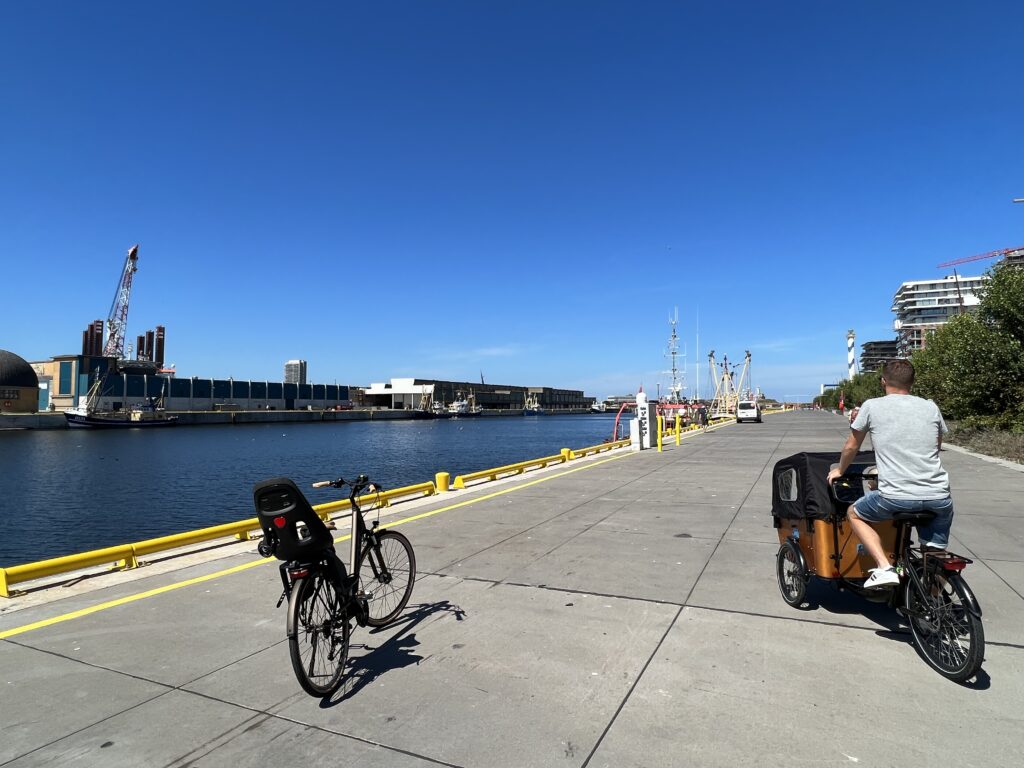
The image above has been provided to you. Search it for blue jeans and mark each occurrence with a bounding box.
[852,490,954,549]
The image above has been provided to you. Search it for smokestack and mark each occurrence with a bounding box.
[145,330,155,362]
[155,325,165,367]
[93,321,104,356]
[82,330,90,356]
[136,335,146,360]
[847,330,857,380]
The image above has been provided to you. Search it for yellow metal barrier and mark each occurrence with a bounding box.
[0,479,438,598]
[452,452,569,489]
[1,545,137,598]
[569,438,630,459]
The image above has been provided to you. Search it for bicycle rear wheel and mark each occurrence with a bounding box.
[904,565,984,683]
[358,530,416,627]
[288,572,350,696]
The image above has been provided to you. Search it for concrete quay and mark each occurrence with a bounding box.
[1,411,1022,767]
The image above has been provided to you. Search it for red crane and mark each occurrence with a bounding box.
[102,244,140,359]
[937,246,1024,269]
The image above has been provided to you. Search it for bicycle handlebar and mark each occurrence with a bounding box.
[311,475,383,496]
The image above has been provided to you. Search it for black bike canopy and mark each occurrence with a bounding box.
[771,451,876,521]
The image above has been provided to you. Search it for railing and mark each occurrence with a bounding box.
[0,480,440,598]
[451,450,572,489]
[569,438,631,459]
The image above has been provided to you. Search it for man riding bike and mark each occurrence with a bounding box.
[826,359,954,589]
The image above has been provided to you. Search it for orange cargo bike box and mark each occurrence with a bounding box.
[771,451,897,581]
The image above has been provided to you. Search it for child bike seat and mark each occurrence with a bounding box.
[253,477,335,561]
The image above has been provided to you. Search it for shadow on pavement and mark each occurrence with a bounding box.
[322,599,467,706]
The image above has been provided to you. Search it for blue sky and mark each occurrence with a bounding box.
[3,2,1022,401]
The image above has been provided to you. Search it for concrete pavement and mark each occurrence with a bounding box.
[1,411,1022,767]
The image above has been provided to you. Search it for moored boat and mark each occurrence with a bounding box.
[64,405,178,429]
[64,369,178,429]
[523,394,544,415]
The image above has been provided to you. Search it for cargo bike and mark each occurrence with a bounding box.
[771,451,985,682]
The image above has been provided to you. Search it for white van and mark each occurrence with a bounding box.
[736,400,761,423]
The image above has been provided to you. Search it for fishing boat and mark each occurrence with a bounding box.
[523,394,544,415]
[448,391,483,417]
[64,371,178,429]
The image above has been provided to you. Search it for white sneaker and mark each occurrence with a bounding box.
[864,567,900,589]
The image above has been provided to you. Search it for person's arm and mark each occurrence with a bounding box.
[827,428,867,484]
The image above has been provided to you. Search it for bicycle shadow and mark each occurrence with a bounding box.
[321,599,467,706]
[799,580,903,633]
[799,582,991,689]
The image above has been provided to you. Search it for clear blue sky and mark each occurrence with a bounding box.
[3,2,1022,401]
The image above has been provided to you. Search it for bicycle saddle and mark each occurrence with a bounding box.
[892,510,937,525]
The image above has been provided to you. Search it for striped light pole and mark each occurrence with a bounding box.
[847,330,857,380]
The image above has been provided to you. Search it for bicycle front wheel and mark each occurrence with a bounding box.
[904,566,984,683]
[776,540,808,608]
[358,530,416,627]
[288,572,350,697]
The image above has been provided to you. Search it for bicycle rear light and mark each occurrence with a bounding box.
[941,557,970,571]
[288,567,310,579]
[273,516,287,529]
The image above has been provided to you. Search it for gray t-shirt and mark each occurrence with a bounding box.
[851,394,950,499]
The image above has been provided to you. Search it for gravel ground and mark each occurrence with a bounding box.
[947,426,1024,465]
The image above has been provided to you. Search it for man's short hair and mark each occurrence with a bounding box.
[882,359,915,389]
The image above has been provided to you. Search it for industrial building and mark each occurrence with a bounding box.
[30,354,351,413]
[361,378,594,411]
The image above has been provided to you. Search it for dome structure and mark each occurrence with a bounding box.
[0,350,38,388]
[0,349,40,414]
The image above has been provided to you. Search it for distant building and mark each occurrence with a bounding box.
[860,339,899,372]
[284,359,307,385]
[892,274,986,355]
[362,377,594,411]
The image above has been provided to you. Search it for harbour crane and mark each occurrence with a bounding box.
[102,244,140,360]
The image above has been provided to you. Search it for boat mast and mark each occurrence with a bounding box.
[665,307,683,403]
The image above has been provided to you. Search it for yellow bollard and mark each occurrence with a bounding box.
[657,415,664,452]
[560,448,572,462]
[675,414,681,445]
[436,471,450,493]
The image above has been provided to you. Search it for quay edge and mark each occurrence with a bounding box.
[0,407,596,430]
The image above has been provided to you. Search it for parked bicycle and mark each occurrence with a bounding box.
[253,474,416,697]
[772,452,984,683]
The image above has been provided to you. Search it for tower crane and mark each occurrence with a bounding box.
[937,246,1024,269]
[102,244,140,360]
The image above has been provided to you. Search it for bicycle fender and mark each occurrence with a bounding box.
[955,574,984,619]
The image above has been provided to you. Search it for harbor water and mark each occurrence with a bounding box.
[0,414,621,567]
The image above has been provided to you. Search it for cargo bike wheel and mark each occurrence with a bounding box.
[776,540,809,608]
[903,563,984,683]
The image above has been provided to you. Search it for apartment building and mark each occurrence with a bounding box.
[892,274,986,355]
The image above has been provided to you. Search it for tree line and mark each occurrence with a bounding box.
[815,261,1024,431]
